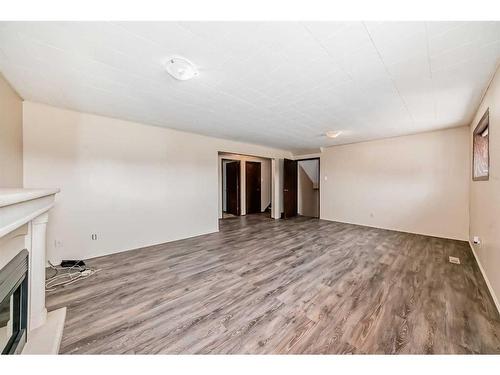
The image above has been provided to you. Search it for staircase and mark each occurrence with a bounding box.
[298,160,319,189]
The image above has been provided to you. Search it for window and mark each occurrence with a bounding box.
[473,109,490,181]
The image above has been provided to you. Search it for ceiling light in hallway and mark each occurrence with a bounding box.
[325,130,342,138]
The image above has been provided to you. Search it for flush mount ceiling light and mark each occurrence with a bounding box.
[164,56,199,81]
[325,130,342,138]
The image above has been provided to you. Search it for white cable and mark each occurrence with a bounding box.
[45,260,100,291]
[46,269,100,291]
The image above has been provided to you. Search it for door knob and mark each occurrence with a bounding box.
[284,189,289,192]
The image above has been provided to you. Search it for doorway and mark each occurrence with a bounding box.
[283,158,298,219]
[283,158,320,219]
[245,161,261,214]
[297,159,320,218]
[219,152,273,220]
[222,159,241,217]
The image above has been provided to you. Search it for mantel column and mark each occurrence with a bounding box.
[29,211,49,331]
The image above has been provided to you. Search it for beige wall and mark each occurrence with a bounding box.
[0,73,23,187]
[23,101,291,263]
[320,127,470,240]
[469,66,500,309]
[298,164,319,218]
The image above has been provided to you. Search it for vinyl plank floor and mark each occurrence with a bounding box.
[46,214,500,354]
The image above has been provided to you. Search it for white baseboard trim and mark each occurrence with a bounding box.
[320,217,467,241]
[468,241,500,316]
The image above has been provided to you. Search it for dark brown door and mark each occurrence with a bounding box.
[283,158,298,219]
[225,161,240,216]
[245,161,261,214]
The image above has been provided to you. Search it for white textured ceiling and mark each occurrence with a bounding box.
[1,21,499,153]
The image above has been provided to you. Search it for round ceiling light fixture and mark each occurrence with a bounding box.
[325,130,342,138]
[164,56,199,81]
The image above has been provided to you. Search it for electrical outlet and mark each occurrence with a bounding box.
[91,234,98,240]
[449,256,460,264]
[54,239,63,248]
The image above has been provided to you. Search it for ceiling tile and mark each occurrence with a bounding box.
[1,21,499,150]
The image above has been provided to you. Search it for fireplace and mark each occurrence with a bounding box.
[1,188,63,354]
[0,249,29,354]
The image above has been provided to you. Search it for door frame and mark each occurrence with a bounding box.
[221,158,241,216]
[295,157,320,219]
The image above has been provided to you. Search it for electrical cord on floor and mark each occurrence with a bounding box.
[45,261,100,291]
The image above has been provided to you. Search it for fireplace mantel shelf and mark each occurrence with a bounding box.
[0,188,60,238]
[0,188,60,207]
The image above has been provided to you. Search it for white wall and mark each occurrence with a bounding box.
[469,66,500,309]
[320,127,470,240]
[0,73,23,187]
[23,102,290,263]
[218,153,271,217]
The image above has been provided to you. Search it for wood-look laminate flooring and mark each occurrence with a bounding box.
[46,214,500,354]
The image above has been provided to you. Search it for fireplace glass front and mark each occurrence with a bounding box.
[0,250,28,355]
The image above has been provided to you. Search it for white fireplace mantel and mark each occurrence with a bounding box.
[0,188,65,354]
[0,188,60,237]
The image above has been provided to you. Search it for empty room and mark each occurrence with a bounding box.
[1,1,500,372]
